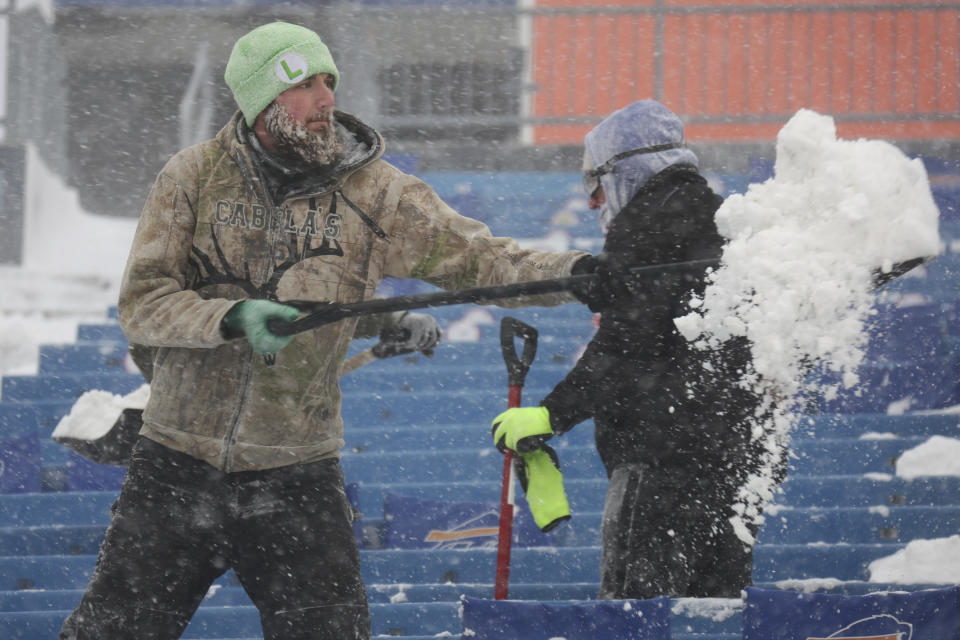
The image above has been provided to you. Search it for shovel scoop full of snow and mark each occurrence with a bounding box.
[54,407,145,466]
[51,386,150,466]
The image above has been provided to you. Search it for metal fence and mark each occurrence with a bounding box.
[6,0,954,221]
[337,0,960,146]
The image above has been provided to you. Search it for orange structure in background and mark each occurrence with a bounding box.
[530,0,960,144]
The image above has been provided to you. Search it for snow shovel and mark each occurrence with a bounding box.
[494,316,538,600]
[268,258,722,336]
[266,255,931,338]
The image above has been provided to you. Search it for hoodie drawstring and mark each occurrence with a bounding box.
[336,190,390,243]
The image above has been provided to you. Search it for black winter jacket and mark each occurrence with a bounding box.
[541,165,757,475]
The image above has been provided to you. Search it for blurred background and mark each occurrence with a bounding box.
[0,0,958,264]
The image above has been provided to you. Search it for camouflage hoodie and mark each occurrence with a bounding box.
[118,111,585,472]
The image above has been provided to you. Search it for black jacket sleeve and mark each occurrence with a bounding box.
[540,316,626,434]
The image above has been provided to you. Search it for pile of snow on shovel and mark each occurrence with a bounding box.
[675,109,941,544]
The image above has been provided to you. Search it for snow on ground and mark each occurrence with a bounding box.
[869,535,960,584]
[895,435,960,479]
[773,577,847,593]
[671,597,742,621]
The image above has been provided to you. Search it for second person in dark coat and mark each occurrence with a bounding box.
[493,100,771,600]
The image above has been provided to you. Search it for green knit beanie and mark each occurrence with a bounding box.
[225,22,340,127]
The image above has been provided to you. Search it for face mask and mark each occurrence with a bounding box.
[582,171,601,198]
[581,141,687,197]
[598,201,615,235]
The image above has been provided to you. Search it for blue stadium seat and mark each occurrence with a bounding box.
[753,543,906,582]
[794,412,960,439]
[340,387,558,427]
[0,401,73,434]
[0,491,115,527]
[347,477,604,517]
[1,372,144,403]
[75,324,127,344]
[343,420,596,454]
[339,362,573,393]
[863,301,947,362]
[0,418,40,494]
[340,437,921,483]
[0,547,605,592]
[37,343,130,375]
[787,437,927,475]
[756,505,960,544]
[805,357,960,413]
[61,452,127,492]
[778,474,960,508]
[0,524,107,556]
[340,445,605,484]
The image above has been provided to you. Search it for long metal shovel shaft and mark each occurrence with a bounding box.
[494,386,522,601]
[267,258,722,337]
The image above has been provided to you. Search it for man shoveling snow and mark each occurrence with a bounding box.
[52,313,443,466]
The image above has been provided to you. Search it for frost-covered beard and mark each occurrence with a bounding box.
[263,103,341,165]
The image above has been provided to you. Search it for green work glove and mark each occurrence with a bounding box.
[222,300,300,355]
[517,445,572,533]
[491,406,553,454]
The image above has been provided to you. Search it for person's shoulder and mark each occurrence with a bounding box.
[163,119,241,178]
[352,157,426,192]
[157,137,232,185]
[654,163,707,189]
[656,165,721,203]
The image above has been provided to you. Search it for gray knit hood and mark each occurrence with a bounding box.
[584,100,699,230]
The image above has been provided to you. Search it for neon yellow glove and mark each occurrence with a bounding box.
[491,406,553,454]
[517,445,571,532]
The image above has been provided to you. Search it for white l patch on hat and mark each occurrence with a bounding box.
[276,52,308,84]
[226,22,340,126]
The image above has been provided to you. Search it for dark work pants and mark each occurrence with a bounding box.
[598,461,755,600]
[60,438,370,640]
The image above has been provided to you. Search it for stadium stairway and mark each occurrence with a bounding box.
[3,215,960,637]
[2,298,960,639]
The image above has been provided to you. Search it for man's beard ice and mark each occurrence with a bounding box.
[264,104,341,165]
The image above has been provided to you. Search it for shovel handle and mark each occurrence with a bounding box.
[495,317,538,600]
[495,448,516,601]
[500,317,538,388]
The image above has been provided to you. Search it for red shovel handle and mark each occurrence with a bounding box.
[494,440,516,600]
[495,318,538,600]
